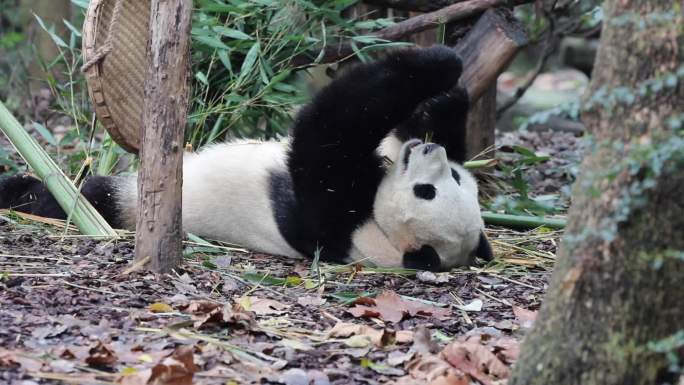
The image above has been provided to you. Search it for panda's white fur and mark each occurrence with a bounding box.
[370,136,484,268]
[115,140,302,258]
[114,133,483,269]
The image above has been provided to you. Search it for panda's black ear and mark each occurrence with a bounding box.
[474,231,493,262]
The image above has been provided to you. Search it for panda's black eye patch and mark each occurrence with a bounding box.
[451,168,461,185]
[413,184,436,200]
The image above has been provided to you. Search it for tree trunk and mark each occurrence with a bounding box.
[465,84,495,159]
[454,7,527,102]
[134,0,192,274]
[510,1,684,384]
[21,0,71,92]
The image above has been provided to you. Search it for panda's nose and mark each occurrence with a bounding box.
[423,143,438,155]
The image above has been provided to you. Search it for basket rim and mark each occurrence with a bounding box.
[82,0,145,154]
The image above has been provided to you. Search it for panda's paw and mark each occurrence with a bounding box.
[0,173,42,209]
[416,87,469,118]
[389,45,463,87]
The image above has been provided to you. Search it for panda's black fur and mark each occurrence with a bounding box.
[0,46,493,271]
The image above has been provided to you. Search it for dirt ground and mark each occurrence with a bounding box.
[0,130,580,385]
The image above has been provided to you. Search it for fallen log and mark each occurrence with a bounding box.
[455,7,528,102]
[293,0,532,67]
[363,0,466,13]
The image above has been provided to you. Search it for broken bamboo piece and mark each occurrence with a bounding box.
[0,101,117,237]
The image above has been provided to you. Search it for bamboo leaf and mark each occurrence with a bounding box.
[34,15,68,48]
[212,26,253,40]
[32,122,57,146]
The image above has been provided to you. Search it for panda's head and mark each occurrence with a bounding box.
[374,139,492,271]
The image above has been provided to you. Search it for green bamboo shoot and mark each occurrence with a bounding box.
[482,211,567,229]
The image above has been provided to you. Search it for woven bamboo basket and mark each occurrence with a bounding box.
[82,0,150,153]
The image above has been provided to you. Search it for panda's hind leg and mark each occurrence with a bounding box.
[0,173,128,229]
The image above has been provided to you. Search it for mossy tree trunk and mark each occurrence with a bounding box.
[510,1,684,385]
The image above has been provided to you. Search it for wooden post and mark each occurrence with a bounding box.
[134,0,192,273]
[455,8,527,102]
[455,8,527,158]
[465,85,497,159]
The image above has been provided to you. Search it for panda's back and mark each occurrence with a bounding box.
[181,140,301,257]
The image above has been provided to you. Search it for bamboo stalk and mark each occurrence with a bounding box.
[0,100,117,237]
[463,158,497,169]
[481,211,567,229]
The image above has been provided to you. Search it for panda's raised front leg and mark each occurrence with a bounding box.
[283,46,464,261]
[395,86,470,163]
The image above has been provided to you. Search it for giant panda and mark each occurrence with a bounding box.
[0,45,492,271]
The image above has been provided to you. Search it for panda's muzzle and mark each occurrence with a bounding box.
[401,139,423,170]
[422,143,438,155]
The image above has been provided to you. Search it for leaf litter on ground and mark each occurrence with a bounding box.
[1,214,555,384]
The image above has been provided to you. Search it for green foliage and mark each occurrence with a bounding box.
[242,272,303,287]
[487,146,561,216]
[4,0,406,178]
[186,0,397,147]
[30,11,123,178]
[648,330,684,376]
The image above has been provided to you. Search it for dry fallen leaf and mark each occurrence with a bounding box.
[347,291,450,323]
[244,297,290,315]
[492,336,520,364]
[429,373,471,385]
[119,368,153,385]
[296,295,327,307]
[416,271,450,284]
[441,341,510,385]
[512,305,538,329]
[85,341,118,368]
[0,348,44,372]
[328,322,413,347]
[182,300,253,329]
[395,354,464,385]
[147,346,199,385]
[412,326,439,354]
[281,368,330,385]
[463,330,521,365]
[148,302,174,313]
[455,299,483,312]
